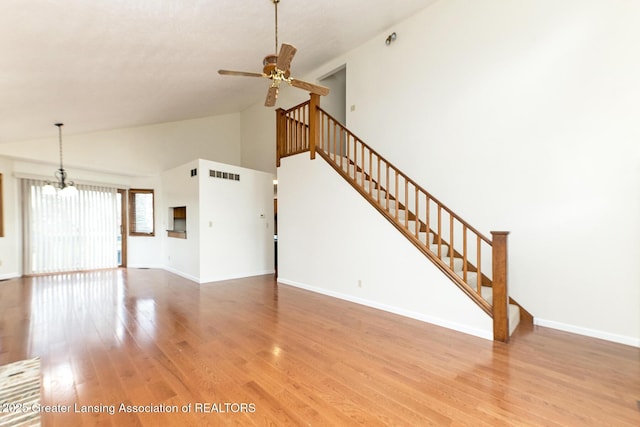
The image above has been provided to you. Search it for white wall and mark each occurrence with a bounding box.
[126,175,164,269]
[161,160,200,280]
[342,0,640,346]
[278,153,493,339]
[239,85,308,175]
[0,113,242,176]
[240,103,279,175]
[199,159,274,282]
[0,158,20,279]
[160,158,275,283]
[244,0,640,346]
[0,113,243,275]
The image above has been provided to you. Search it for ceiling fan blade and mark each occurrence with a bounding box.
[265,86,278,107]
[290,79,330,96]
[276,43,297,73]
[218,69,265,78]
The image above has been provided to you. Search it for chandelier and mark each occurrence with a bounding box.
[43,123,78,196]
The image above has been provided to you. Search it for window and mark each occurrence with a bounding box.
[129,189,155,236]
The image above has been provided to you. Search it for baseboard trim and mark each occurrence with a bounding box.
[0,272,20,281]
[199,270,276,284]
[127,264,164,270]
[278,278,492,341]
[161,267,276,285]
[162,266,200,283]
[534,318,640,348]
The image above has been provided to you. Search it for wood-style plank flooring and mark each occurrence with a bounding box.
[0,269,638,426]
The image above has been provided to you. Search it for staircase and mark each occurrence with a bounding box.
[276,95,523,342]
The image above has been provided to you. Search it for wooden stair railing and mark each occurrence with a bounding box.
[277,95,511,342]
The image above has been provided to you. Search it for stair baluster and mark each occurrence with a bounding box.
[277,96,514,342]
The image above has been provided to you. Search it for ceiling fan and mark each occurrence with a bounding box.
[218,0,330,107]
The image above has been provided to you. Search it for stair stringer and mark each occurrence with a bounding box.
[277,153,493,340]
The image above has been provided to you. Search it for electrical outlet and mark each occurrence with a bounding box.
[357,279,362,288]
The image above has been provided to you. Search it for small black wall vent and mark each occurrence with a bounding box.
[209,169,240,181]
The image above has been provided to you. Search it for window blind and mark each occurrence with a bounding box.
[21,179,119,274]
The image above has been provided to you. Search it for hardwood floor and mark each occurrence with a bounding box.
[1,269,638,426]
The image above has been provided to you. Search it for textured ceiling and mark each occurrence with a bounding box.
[0,0,437,143]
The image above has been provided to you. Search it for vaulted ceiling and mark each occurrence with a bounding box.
[0,0,437,143]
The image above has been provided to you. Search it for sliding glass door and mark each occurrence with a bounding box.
[21,179,120,275]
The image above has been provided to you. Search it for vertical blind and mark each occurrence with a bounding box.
[21,179,119,275]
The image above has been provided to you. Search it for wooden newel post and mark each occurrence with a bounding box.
[309,93,320,160]
[491,231,510,343]
[276,108,285,168]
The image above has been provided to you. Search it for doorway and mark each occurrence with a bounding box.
[319,66,347,156]
[319,66,347,125]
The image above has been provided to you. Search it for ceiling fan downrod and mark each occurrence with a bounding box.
[273,0,280,55]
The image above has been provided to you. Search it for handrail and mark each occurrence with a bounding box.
[317,107,492,244]
[284,99,311,115]
[276,95,510,342]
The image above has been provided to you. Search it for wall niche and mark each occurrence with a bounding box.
[167,206,187,239]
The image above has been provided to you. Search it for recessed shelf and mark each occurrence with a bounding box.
[168,206,187,239]
[167,230,187,239]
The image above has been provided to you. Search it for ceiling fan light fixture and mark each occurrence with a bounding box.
[263,54,278,75]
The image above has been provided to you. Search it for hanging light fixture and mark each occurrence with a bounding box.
[43,123,78,196]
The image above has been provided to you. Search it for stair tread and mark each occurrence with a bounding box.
[388,209,408,220]
[337,158,523,337]
[430,244,449,255]
[441,257,463,269]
